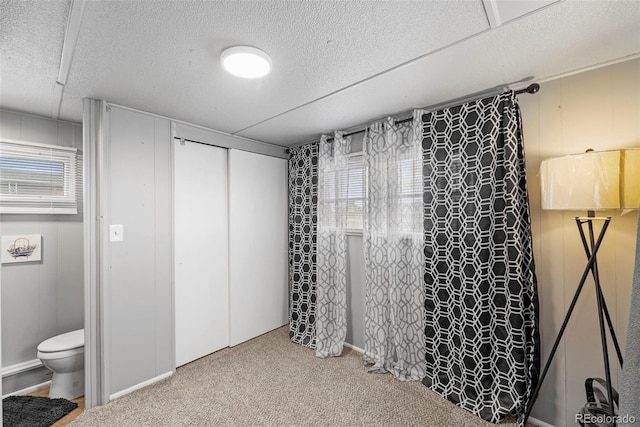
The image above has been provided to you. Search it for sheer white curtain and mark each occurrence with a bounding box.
[363,112,426,380]
[315,133,350,358]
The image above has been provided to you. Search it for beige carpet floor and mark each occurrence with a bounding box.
[72,326,537,426]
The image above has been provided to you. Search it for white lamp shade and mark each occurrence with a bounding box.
[540,149,640,210]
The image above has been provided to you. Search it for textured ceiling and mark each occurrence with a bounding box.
[1,0,639,146]
[0,1,69,117]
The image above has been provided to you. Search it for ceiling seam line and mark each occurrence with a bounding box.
[52,0,86,119]
[229,26,494,136]
[231,0,569,137]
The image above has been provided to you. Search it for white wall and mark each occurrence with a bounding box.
[106,106,173,396]
[345,235,365,349]
[0,110,84,392]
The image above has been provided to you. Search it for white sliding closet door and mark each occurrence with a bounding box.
[228,149,288,346]
[174,140,229,367]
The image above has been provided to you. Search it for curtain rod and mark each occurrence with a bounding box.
[286,84,540,152]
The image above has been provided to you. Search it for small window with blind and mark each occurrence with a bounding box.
[0,139,79,214]
[345,155,365,230]
[396,156,423,235]
[320,152,422,235]
[320,154,366,232]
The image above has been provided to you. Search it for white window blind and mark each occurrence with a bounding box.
[397,156,423,234]
[346,156,365,230]
[320,152,422,233]
[321,154,365,230]
[0,139,79,214]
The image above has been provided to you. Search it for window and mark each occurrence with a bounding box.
[396,156,423,235]
[320,154,365,231]
[320,151,422,234]
[345,155,365,230]
[0,139,79,214]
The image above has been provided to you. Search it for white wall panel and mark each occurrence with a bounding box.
[228,150,288,346]
[174,141,229,366]
[153,118,173,376]
[107,107,172,396]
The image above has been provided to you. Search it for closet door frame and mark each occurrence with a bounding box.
[173,138,230,367]
[228,149,289,347]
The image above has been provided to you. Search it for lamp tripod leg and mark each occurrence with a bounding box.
[584,219,616,422]
[598,289,624,367]
[594,274,616,421]
[576,219,624,367]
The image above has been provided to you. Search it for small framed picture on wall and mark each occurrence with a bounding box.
[1,234,42,264]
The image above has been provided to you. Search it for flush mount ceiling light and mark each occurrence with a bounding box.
[221,46,272,79]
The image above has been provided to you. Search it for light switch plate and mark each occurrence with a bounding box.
[110,224,124,242]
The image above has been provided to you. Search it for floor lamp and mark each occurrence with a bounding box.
[524,148,640,425]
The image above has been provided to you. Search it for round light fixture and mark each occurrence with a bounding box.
[221,46,272,79]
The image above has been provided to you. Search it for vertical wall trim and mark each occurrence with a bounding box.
[226,149,232,347]
[82,98,108,407]
[169,122,177,371]
[101,102,112,403]
[82,97,95,408]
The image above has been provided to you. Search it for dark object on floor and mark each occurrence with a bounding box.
[3,395,78,427]
[578,378,619,427]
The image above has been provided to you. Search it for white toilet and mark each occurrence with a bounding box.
[37,329,84,400]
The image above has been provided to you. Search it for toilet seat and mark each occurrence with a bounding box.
[37,329,84,360]
[37,347,84,360]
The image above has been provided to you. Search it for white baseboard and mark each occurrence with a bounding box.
[529,416,556,427]
[2,380,51,398]
[109,371,173,401]
[2,359,43,377]
[343,342,364,354]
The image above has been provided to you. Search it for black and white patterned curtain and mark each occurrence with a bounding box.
[421,92,540,425]
[288,143,318,349]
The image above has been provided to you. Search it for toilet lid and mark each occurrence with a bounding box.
[37,329,84,352]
